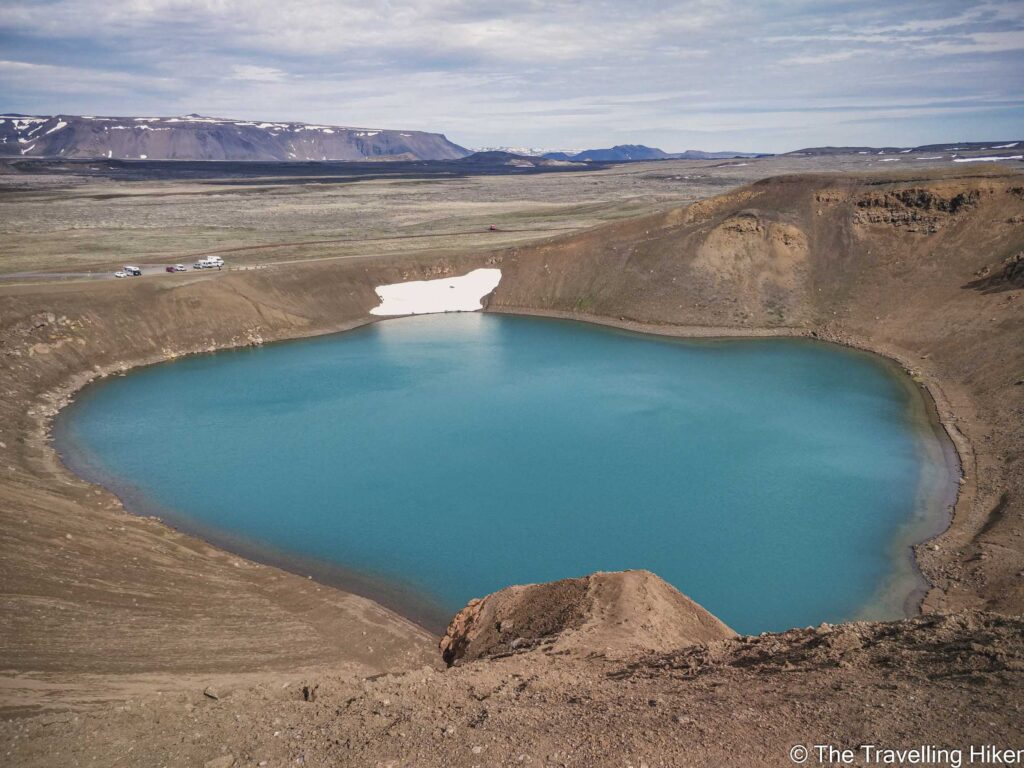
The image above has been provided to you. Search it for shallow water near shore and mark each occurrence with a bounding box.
[57,313,956,635]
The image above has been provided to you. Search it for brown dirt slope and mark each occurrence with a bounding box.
[0,256,486,715]
[4,598,1021,767]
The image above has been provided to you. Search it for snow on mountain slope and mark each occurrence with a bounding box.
[0,114,470,161]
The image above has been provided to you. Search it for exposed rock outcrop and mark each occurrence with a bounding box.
[967,250,1024,291]
[440,571,735,665]
[852,186,983,232]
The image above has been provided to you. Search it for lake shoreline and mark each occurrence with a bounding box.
[54,415,456,635]
[491,307,967,616]
[49,307,963,636]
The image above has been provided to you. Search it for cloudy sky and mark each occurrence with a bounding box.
[1,0,1022,152]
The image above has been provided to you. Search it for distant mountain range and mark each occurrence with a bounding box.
[785,141,1021,158]
[538,141,1023,163]
[543,145,766,161]
[6,116,1014,165]
[0,114,470,161]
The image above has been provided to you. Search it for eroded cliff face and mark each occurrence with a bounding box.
[849,186,983,232]
[488,170,1024,330]
[691,213,809,320]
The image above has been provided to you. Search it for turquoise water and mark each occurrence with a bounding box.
[57,313,952,635]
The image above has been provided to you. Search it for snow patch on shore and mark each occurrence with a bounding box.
[370,268,502,316]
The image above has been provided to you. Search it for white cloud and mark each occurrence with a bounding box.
[230,64,287,82]
[782,49,866,66]
[0,0,1021,152]
[916,29,1024,55]
[0,59,179,95]
[0,0,727,60]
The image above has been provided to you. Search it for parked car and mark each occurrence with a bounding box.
[114,270,128,278]
[165,264,187,273]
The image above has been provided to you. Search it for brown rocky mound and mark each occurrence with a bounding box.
[440,570,735,665]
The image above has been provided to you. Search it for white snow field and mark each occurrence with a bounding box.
[370,269,503,316]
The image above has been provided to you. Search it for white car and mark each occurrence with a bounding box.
[114,270,128,278]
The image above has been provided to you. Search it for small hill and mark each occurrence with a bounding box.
[672,149,766,159]
[440,570,734,665]
[457,150,585,168]
[543,145,765,162]
[0,113,470,161]
[561,144,671,161]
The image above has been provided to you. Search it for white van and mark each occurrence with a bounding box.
[192,257,225,270]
